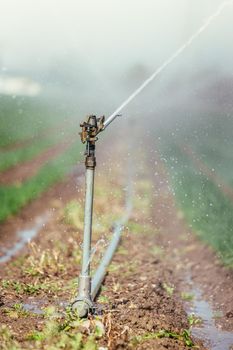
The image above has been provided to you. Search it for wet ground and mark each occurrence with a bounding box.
[186,277,233,350]
[0,131,233,349]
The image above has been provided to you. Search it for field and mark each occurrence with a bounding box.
[159,112,233,267]
[0,96,83,222]
[0,96,233,350]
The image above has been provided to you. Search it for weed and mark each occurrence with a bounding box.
[98,295,109,304]
[23,243,65,277]
[132,329,195,348]
[1,279,61,296]
[188,313,202,326]
[112,282,121,292]
[1,280,11,288]
[26,307,104,349]
[117,246,128,255]
[107,263,121,273]
[162,283,175,296]
[2,303,30,319]
[0,324,20,350]
[181,292,194,301]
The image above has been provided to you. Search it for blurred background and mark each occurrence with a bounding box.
[0,0,232,116]
[1,0,233,265]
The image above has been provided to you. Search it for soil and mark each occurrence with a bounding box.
[0,162,84,257]
[148,150,233,332]
[0,131,232,349]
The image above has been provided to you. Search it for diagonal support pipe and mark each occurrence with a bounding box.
[91,180,133,300]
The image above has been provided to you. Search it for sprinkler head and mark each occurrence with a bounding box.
[79,115,105,144]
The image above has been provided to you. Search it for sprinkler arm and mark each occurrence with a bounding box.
[103,113,122,130]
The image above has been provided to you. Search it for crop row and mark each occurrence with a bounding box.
[0,95,68,148]
[0,126,76,173]
[155,112,233,267]
[0,141,83,222]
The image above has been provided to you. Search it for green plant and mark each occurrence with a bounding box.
[0,325,20,350]
[188,314,201,326]
[64,200,84,230]
[1,279,62,296]
[181,292,194,301]
[26,308,104,350]
[23,244,65,277]
[162,283,175,296]
[0,95,65,148]
[163,143,233,267]
[132,329,195,347]
[0,140,83,222]
[98,295,109,304]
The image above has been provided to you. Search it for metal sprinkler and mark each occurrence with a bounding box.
[71,113,121,317]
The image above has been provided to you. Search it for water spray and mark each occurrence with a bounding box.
[104,0,233,128]
[71,0,232,318]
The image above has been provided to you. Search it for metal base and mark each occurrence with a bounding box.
[71,298,93,318]
[71,275,93,318]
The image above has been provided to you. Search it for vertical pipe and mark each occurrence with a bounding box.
[72,166,95,317]
[81,168,95,276]
[72,116,98,317]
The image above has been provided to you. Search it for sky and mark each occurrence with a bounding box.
[0,0,232,76]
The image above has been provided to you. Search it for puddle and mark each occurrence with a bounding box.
[20,299,69,316]
[0,213,49,263]
[186,276,233,350]
[23,302,45,315]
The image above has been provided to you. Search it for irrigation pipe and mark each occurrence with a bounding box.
[91,179,133,300]
[72,130,134,317]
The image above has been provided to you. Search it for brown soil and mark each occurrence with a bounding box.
[0,132,232,349]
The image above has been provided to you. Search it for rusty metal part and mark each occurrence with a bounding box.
[79,115,105,144]
[85,155,96,169]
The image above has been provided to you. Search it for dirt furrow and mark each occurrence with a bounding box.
[150,149,233,337]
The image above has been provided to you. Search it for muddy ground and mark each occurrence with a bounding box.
[0,131,232,349]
